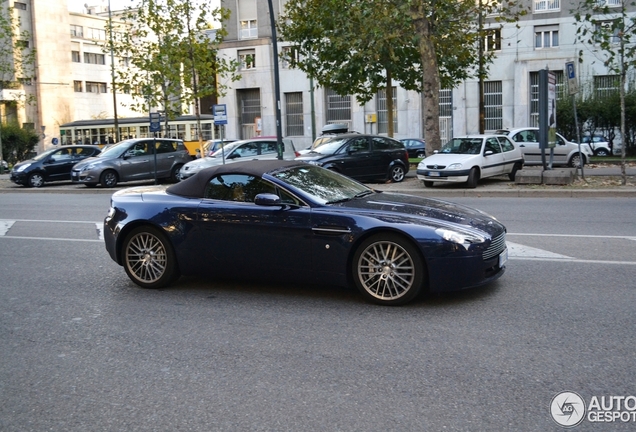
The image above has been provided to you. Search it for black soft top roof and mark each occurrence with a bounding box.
[166,159,306,198]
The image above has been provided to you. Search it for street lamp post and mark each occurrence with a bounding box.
[266,0,283,159]
[108,0,120,142]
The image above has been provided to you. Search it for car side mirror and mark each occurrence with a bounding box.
[484,150,494,156]
[254,193,282,206]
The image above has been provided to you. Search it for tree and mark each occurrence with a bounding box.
[109,0,239,145]
[0,122,38,164]
[0,0,36,90]
[574,0,636,184]
[279,0,525,154]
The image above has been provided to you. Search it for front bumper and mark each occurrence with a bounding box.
[416,168,471,183]
[9,172,27,185]
[71,169,99,184]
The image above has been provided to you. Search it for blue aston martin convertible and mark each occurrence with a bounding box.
[104,160,508,305]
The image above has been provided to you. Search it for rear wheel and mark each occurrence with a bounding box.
[122,226,180,289]
[568,154,584,168]
[352,233,425,306]
[100,170,118,188]
[389,165,406,182]
[171,164,184,183]
[466,167,479,188]
[28,172,45,188]
[595,148,610,157]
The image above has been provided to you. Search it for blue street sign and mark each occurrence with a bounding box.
[149,112,161,133]
[213,104,228,125]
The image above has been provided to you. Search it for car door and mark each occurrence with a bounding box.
[153,140,178,177]
[512,129,541,165]
[192,173,313,278]
[44,148,76,181]
[119,140,153,181]
[336,136,373,180]
[370,137,399,178]
[481,137,504,178]
[552,134,570,165]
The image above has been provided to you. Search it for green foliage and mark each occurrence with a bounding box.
[1,122,38,163]
[108,0,239,119]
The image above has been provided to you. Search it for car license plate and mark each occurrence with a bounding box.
[499,248,508,267]
[428,171,440,177]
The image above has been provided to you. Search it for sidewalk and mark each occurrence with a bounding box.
[1,166,635,197]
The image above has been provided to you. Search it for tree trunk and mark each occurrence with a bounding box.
[409,5,441,156]
[386,69,394,137]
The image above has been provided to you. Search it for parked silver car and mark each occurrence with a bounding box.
[180,137,298,180]
[71,138,190,187]
[497,128,592,167]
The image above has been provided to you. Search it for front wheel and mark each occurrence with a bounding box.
[466,167,479,188]
[352,233,425,306]
[388,165,406,182]
[100,170,118,188]
[28,172,45,188]
[122,226,180,289]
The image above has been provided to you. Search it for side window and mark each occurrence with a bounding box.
[525,130,538,142]
[498,137,515,152]
[348,137,370,153]
[75,147,94,158]
[372,137,401,151]
[235,142,259,157]
[127,141,149,157]
[512,132,525,143]
[260,141,278,155]
[485,138,502,154]
[156,140,176,154]
[53,148,73,161]
[204,174,276,202]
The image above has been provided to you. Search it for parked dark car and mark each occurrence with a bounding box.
[71,138,191,188]
[104,160,508,306]
[10,145,101,187]
[399,138,427,159]
[295,133,410,182]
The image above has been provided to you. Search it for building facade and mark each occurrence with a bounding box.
[217,0,635,150]
[1,0,139,152]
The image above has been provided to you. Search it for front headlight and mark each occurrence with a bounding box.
[81,163,98,172]
[447,163,463,170]
[435,227,486,249]
[16,163,31,172]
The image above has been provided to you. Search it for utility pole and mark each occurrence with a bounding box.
[108,0,120,142]
[266,0,283,159]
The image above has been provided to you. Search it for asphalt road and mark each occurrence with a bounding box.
[1,193,635,431]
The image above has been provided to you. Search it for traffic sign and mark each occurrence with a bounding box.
[149,112,161,132]
[213,104,228,125]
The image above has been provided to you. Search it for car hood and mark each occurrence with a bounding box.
[418,153,478,167]
[336,192,504,236]
[295,151,330,161]
[72,156,102,168]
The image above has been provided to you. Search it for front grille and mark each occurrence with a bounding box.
[483,231,506,260]
[426,165,446,169]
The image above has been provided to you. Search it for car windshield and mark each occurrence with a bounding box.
[31,148,58,161]
[307,138,346,155]
[440,138,483,155]
[272,164,372,205]
[210,141,242,158]
[97,141,134,158]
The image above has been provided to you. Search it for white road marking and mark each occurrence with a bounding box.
[0,236,101,243]
[506,241,573,259]
[0,220,15,236]
[508,232,636,240]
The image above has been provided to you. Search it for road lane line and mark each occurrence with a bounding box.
[508,233,636,240]
[0,236,102,242]
[509,257,636,265]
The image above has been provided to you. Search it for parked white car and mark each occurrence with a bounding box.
[179,137,298,180]
[497,128,592,167]
[580,134,612,157]
[416,135,524,188]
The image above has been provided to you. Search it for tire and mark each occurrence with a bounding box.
[423,181,434,188]
[595,149,610,157]
[416,151,425,159]
[122,225,180,289]
[568,154,584,168]
[466,167,479,188]
[100,170,118,188]
[171,164,184,183]
[389,164,406,182]
[508,163,521,181]
[352,233,425,306]
[28,172,45,188]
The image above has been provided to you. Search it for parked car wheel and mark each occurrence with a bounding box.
[352,233,425,306]
[171,164,184,183]
[416,151,426,159]
[100,170,118,188]
[568,154,584,168]
[389,165,406,182]
[122,226,180,289]
[28,172,45,188]
[466,167,479,188]
[594,148,610,157]
[508,162,521,181]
